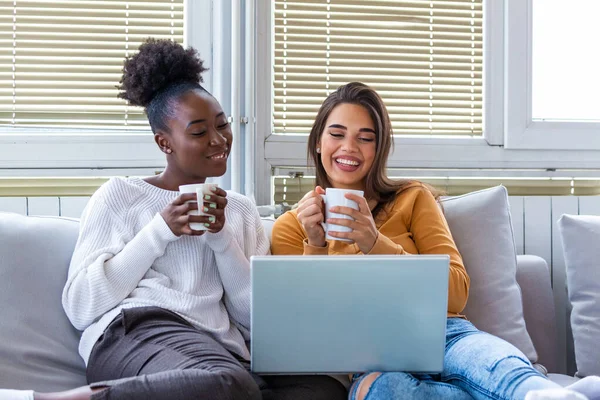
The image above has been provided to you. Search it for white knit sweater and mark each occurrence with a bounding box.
[62,177,269,365]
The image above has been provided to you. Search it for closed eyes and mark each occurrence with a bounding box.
[328,132,374,142]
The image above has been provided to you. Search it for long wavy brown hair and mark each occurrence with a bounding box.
[307,82,441,218]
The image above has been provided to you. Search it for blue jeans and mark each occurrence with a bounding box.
[350,318,557,400]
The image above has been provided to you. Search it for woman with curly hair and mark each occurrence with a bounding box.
[0,39,346,400]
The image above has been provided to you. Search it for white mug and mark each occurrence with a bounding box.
[178,182,218,231]
[321,188,364,241]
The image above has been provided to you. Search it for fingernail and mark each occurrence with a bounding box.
[211,186,217,192]
[209,216,216,223]
[204,223,211,228]
[204,195,211,200]
[203,206,209,212]
[209,202,217,209]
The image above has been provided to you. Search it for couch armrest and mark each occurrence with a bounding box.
[516,255,559,373]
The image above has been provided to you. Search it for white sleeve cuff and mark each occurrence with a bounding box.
[203,223,234,252]
[153,212,180,243]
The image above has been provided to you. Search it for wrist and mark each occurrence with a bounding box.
[362,232,379,254]
[303,238,329,255]
[204,223,234,252]
[155,213,181,242]
[307,238,327,248]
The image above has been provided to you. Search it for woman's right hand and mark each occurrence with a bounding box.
[160,193,208,237]
[296,186,327,247]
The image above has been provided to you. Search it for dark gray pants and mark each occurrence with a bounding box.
[87,307,347,400]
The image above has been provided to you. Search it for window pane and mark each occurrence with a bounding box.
[0,0,185,131]
[272,175,600,205]
[272,0,483,136]
[532,0,600,121]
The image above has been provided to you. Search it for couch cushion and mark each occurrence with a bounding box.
[261,217,276,243]
[516,255,558,373]
[557,214,600,377]
[441,186,538,363]
[547,373,580,387]
[0,212,87,391]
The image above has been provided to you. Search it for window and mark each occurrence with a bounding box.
[0,0,189,172]
[505,0,600,150]
[273,0,483,137]
[256,0,495,204]
[272,173,600,207]
[256,0,600,207]
[0,0,184,131]
[532,0,600,122]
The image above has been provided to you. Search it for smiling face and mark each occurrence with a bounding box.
[156,89,232,184]
[317,103,377,191]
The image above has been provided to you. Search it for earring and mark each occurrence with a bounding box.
[165,148,172,154]
[316,148,321,154]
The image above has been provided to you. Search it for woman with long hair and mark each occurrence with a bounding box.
[271,82,600,400]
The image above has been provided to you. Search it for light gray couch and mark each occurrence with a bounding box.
[0,211,577,392]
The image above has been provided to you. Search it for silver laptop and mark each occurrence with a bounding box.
[250,255,450,374]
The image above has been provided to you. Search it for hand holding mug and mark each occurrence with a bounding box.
[195,185,228,234]
[161,183,228,236]
[296,186,327,247]
[325,192,378,254]
[320,188,363,242]
[160,192,208,237]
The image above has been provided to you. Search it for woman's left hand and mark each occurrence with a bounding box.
[326,193,378,254]
[198,186,228,234]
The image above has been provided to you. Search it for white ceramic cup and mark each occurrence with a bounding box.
[178,182,218,231]
[321,188,364,241]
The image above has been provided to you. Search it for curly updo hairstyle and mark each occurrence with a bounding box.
[118,38,208,134]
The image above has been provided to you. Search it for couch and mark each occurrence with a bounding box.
[0,186,580,392]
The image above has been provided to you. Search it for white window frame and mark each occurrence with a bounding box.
[0,0,211,174]
[504,0,600,150]
[3,1,600,187]
[254,0,600,206]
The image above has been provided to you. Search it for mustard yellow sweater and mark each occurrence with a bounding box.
[270,184,470,317]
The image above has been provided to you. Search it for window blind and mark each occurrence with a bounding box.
[273,176,599,206]
[273,0,483,135]
[0,0,184,131]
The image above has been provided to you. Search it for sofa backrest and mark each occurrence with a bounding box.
[0,213,279,392]
[0,212,87,391]
[0,192,552,391]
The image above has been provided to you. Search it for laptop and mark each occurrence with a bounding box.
[250,255,450,375]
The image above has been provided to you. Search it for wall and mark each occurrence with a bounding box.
[0,196,90,218]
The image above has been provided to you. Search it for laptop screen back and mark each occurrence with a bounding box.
[251,255,450,374]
